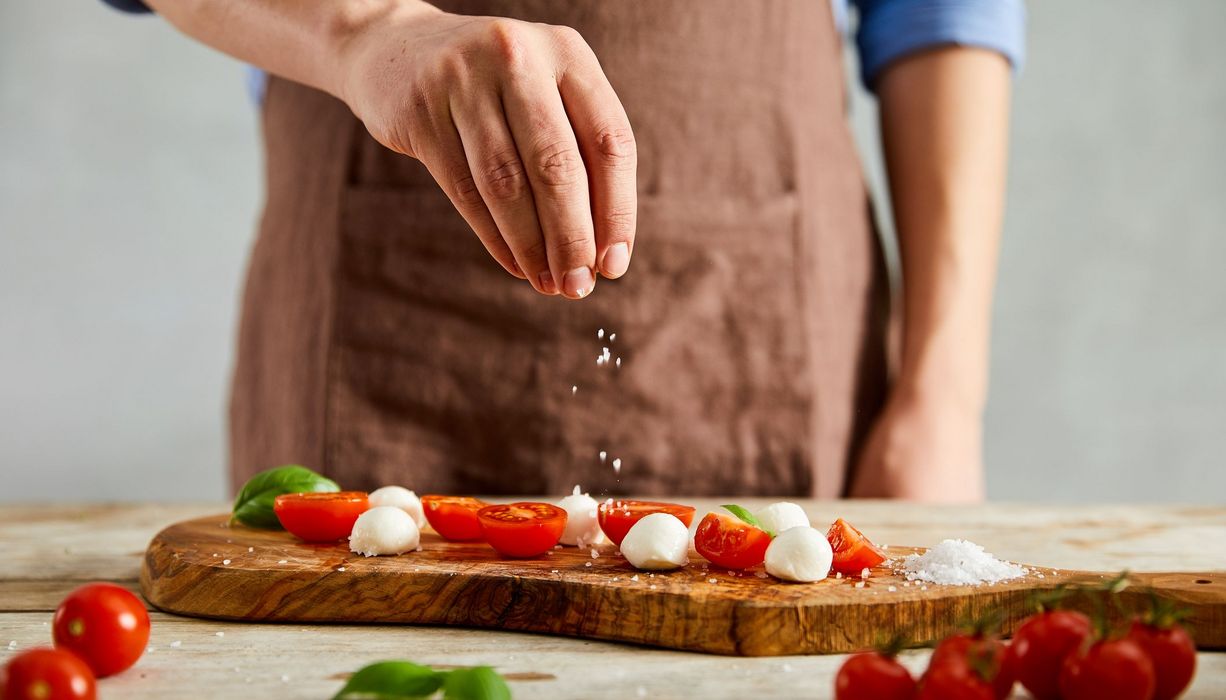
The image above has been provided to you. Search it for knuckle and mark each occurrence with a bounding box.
[593,125,637,168]
[552,232,593,259]
[517,237,549,267]
[531,140,584,188]
[602,207,637,236]
[449,172,484,208]
[550,24,585,50]
[476,151,529,201]
[486,19,528,67]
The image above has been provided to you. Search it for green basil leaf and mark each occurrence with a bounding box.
[231,464,339,529]
[720,504,771,535]
[332,661,443,700]
[442,666,512,700]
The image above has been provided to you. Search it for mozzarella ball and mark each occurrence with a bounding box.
[764,526,833,582]
[755,502,810,535]
[367,486,425,528]
[349,506,420,557]
[556,485,607,547]
[620,512,689,570]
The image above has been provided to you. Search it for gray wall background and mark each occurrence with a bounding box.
[2,1,1223,503]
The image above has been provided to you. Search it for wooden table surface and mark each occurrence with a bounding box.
[2,501,1224,699]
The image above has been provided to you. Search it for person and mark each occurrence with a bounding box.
[101,0,1024,502]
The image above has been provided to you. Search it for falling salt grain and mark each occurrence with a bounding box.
[612,458,622,473]
[599,450,607,463]
[598,328,604,339]
[616,357,622,368]
[572,385,578,395]
[609,333,616,342]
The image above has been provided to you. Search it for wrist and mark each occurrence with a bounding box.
[892,340,989,418]
[324,0,442,102]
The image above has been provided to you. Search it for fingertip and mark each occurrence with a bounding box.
[600,241,631,279]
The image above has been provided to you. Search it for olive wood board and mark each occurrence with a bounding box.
[141,514,1226,656]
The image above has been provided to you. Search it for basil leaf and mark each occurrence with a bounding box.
[333,661,443,700]
[721,504,771,535]
[442,667,512,700]
[231,464,339,529]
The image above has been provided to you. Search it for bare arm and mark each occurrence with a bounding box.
[851,46,1012,501]
[145,0,637,300]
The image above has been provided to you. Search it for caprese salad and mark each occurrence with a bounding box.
[231,465,889,584]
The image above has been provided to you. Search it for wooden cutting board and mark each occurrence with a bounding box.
[140,514,1226,656]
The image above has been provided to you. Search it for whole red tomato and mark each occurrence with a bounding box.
[930,634,1015,699]
[1059,638,1156,700]
[1,647,96,700]
[1126,620,1196,700]
[52,582,150,677]
[1009,609,1093,700]
[834,651,916,700]
[917,658,994,700]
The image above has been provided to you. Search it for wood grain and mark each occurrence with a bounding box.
[141,514,1226,656]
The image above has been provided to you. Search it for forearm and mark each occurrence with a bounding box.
[142,0,437,100]
[878,46,1012,415]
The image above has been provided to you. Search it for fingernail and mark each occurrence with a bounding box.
[510,261,523,277]
[563,267,595,299]
[538,271,558,295]
[602,242,630,278]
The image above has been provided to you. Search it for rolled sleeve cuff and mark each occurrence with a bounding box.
[856,0,1027,89]
[100,0,152,13]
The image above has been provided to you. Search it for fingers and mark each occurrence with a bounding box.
[414,107,525,280]
[557,42,638,280]
[451,94,561,295]
[501,70,598,299]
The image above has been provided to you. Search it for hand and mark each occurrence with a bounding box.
[848,386,986,502]
[337,6,637,299]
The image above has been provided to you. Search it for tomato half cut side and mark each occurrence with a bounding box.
[826,517,887,575]
[421,495,488,541]
[478,502,568,558]
[693,512,772,570]
[597,500,697,547]
[273,491,369,542]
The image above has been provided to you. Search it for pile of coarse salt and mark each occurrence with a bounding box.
[901,539,1026,586]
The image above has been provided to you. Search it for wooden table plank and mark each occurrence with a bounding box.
[3,612,1225,699]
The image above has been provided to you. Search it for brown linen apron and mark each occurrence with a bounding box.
[229,0,889,498]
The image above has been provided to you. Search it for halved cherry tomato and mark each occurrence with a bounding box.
[597,500,696,547]
[273,491,369,542]
[1,647,96,700]
[693,512,772,570]
[826,518,887,575]
[52,583,150,678]
[421,495,488,541]
[477,502,567,558]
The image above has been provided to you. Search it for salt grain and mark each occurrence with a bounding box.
[572,385,578,395]
[278,560,288,564]
[887,586,897,592]
[902,540,1025,585]
[708,578,717,584]
[609,333,616,342]
[170,641,182,648]
[338,567,346,572]
[247,547,254,553]
[222,559,231,565]
[612,458,622,473]
[631,574,640,582]
[215,632,225,637]
[585,562,592,567]
[599,451,607,463]
[281,675,290,682]
[598,328,605,339]
[860,568,870,579]
[854,581,865,589]
[591,549,599,559]
[649,584,657,589]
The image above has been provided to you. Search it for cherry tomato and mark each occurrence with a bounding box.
[826,518,887,575]
[1,648,96,700]
[930,634,1015,700]
[1009,609,1092,700]
[597,500,696,547]
[477,502,567,558]
[1058,638,1156,700]
[917,659,994,700]
[273,491,369,542]
[1126,620,1196,700]
[51,583,150,678]
[693,512,772,570]
[834,651,916,700]
[421,495,488,541]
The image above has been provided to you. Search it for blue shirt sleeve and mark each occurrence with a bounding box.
[100,0,151,13]
[853,0,1027,89]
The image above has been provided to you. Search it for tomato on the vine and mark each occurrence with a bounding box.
[273,491,369,542]
[1126,619,1196,700]
[834,650,916,700]
[477,502,567,557]
[693,512,771,570]
[52,582,150,678]
[1009,608,1092,700]
[1,647,96,700]
[1058,638,1156,700]
[826,518,886,575]
[421,495,488,541]
[931,633,1015,700]
[597,500,696,547]
[916,659,994,700]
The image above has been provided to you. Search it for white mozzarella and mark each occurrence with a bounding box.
[349,506,421,557]
[620,512,689,570]
[754,502,810,535]
[367,486,426,529]
[764,526,833,582]
[556,485,607,547]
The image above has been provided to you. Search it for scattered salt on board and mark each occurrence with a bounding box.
[902,539,1025,585]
